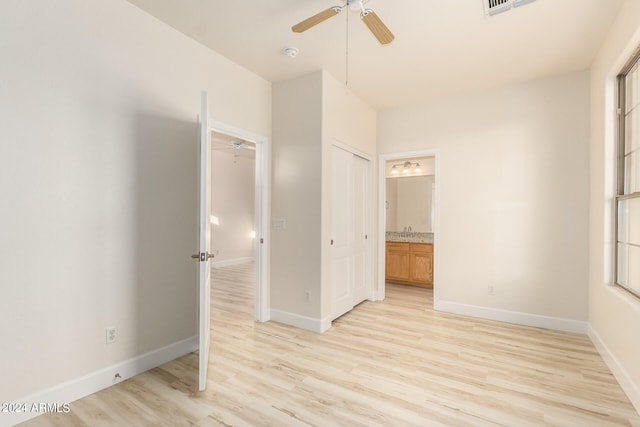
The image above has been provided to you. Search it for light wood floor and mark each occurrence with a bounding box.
[21,263,640,426]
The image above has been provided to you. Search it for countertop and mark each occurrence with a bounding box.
[385,231,434,244]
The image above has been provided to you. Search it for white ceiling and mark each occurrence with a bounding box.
[127,0,624,110]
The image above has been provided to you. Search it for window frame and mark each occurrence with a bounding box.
[615,46,640,297]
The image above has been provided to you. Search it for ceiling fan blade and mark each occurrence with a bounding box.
[292,6,342,33]
[361,9,394,45]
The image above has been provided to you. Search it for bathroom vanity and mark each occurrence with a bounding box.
[385,239,433,288]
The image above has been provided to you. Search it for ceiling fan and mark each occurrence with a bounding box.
[292,0,394,45]
[212,141,256,152]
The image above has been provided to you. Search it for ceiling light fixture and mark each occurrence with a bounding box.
[349,0,364,12]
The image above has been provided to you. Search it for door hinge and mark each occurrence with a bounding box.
[260,238,264,244]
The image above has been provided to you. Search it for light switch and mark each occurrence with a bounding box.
[272,219,286,230]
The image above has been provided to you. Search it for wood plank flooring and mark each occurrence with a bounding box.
[20,263,640,426]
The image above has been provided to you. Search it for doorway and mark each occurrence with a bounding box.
[209,121,269,322]
[378,150,439,302]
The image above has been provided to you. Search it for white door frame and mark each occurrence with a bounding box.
[377,149,440,303]
[209,119,270,322]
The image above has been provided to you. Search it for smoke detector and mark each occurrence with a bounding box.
[283,46,299,58]
[483,0,536,17]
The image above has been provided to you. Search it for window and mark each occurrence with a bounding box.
[616,47,640,296]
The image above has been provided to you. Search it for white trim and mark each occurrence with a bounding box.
[211,257,254,268]
[270,309,331,333]
[378,149,440,302]
[208,120,270,323]
[332,139,374,162]
[2,337,197,427]
[589,326,640,414]
[435,300,589,334]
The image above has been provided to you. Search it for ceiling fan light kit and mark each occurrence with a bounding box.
[349,0,364,12]
[291,0,394,46]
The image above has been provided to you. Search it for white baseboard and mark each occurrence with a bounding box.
[211,257,254,268]
[2,336,198,427]
[270,309,331,333]
[589,326,640,414]
[434,299,589,334]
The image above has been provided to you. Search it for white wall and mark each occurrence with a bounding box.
[0,0,270,407]
[271,72,323,319]
[378,71,590,324]
[211,150,255,263]
[589,0,640,410]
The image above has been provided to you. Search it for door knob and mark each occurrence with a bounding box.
[191,252,215,262]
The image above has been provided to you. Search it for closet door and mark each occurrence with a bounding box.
[331,146,370,321]
[352,154,369,304]
[331,146,354,320]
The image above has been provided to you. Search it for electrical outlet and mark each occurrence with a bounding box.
[488,285,496,296]
[304,291,310,302]
[106,327,117,344]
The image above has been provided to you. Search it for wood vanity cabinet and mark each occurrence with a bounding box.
[385,242,433,288]
[385,242,411,282]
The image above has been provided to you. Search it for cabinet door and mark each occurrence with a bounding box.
[410,244,433,285]
[386,243,410,281]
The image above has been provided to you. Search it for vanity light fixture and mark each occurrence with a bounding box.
[390,161,421,174]
[388,160,425,177]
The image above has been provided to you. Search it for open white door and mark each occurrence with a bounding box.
[195,92,213,391]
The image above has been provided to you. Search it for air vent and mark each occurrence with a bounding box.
[483,0,536,17]
[485,0,510,16]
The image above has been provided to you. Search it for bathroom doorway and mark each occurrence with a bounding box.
[378,150,439,302]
